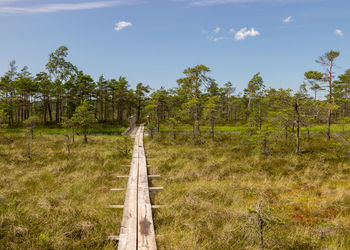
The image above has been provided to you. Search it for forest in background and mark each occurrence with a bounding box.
[1,46,350,150]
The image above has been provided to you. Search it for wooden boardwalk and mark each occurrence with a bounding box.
[117,125,157,250]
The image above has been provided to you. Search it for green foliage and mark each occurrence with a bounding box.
[168,117,179,139]
[71,100,97,143]
[305,71,324,81]
[168,117,179,130]
[0,109,7,129]
[71,101,97,130]
[177,65,212,144]
[24,116,39,128]
[24,116,39,139]
[135,82,151,121]
[247,72,264,95]
[116,135,132,157]
[37,234,49,246]
[147,120,157,139]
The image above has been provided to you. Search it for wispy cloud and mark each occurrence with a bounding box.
[202,28,225,42]
[115,21,132,31]
[234,27,259,40]
[179,0,321,7]
[0,0,21,4]
[209,36,225,41]
[203,26,260,42]
[213,27,221,33]
[334,29,343,37]
[282,16,292,23]
[0,0,134,14]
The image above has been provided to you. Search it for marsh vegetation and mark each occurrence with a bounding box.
[146,131,350,249]
[0,134,132,249]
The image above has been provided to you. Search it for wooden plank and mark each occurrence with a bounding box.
[108,205,124,209]
[151,205,163,209]
[138,125,157,250]
[149,187,163,192]
[116,125,158,250]
[110,188,125,191]
[107,235,120,241]
[118,126,141,250]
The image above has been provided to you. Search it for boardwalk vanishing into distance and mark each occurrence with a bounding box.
[110,125,157,250]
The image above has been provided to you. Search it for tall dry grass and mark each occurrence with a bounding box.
[146,132,350,249]
[0,134,132,249]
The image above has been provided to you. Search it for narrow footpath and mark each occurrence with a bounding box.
[117,125,157,250]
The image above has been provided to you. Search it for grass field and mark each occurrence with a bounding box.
[1,126,350,249]
[159,124,350,133]
[0,133,132,249]
[145,131,350,249]
[1,123,126,135]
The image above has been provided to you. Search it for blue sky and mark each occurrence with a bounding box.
[0,0,349,93]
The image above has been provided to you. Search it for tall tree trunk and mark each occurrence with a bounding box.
[327,63,333,140]
[56,99,60,123]
[192,120,196,145]
[43,99,47,124]
[104,99,107,122]
[48,102,53,121]
[84,127,87,143]
[195,104,201,139]
[112,96,115,122]
[295,101,300,154]
[327,108,331,140]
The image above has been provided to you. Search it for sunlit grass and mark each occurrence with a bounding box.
[1,123,126,135]
[145,132,350,249]
[2,126,350,249]
[159,123,350,134]
[0,134,132,249]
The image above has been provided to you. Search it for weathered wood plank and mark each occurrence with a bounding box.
[116,125,157,250]
[110,188,125,191]
[108,205,124,209]
[107,235,120,241]
[151,205,164,209]
[138,125,157,250]
[149,187,163,192]
[118,126,141,250]
[116,175,129,178]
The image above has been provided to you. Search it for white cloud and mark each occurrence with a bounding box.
[115,21,132,31]
[335,29,343,37]
[0,0,20,4]
[182,0,321,7]
[282,16,292,23]
[234,27,260,40]
[203,26,260,41]
[0,0,134,14]
[208,36,225,42]
[213,27,221,33]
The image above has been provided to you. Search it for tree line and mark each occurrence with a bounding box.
[1,46,350,151]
